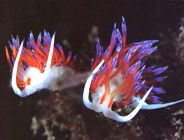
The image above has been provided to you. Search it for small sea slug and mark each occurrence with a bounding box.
[6,31,89,97]
[83,17,184,122]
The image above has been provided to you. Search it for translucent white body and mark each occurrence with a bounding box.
[83,60,184,122]
[12,34,90,97]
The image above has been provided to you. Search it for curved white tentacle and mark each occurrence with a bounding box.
[83,60,105,109]
[43,33,55,77]
[131,97,184,110]
[11,33,56,97]
[102,87,153,122]
[83,60,153,122]
[11,41,25,97]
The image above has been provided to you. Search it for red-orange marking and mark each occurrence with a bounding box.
[26,77,31,85]
[108,97,114,108]
[99,94,106,104]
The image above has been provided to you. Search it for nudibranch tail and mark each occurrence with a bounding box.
[132,97,184,110]
[83,16,184,122]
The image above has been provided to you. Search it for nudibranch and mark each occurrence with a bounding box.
[83,17,184,122]
[6,31,89,97]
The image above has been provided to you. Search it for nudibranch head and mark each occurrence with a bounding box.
[83,17,174,122]
[5,31,77,97]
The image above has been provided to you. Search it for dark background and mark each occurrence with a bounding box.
[0,0,184,140]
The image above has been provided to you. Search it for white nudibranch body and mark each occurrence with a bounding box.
[5,19,184,123]
[83,17,184,122]
[6,31,89,97]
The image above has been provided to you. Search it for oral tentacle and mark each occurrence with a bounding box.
[11,40,26,97]
[43,33,55,77]
[103,87,153,122]
[83,60,105,109]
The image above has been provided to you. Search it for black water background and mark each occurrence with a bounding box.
[0,0,184,140]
